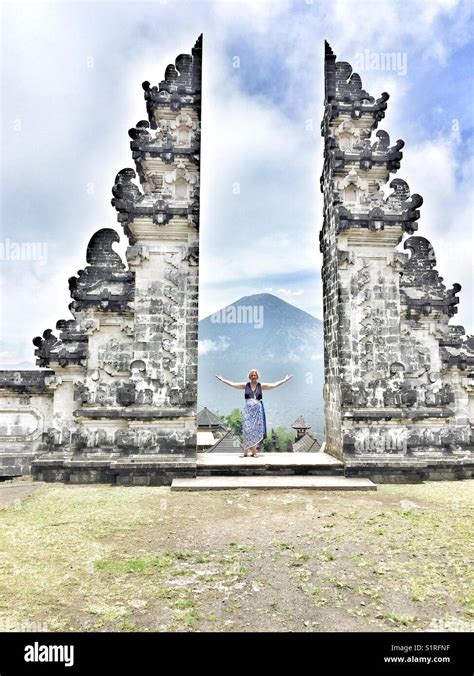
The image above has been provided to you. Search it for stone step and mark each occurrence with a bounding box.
[171,475,377,491]
[197,465,344,477]
[197,468,345,477]
[196,452,345,477]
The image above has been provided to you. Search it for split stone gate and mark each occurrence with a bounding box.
[0,37,472,484]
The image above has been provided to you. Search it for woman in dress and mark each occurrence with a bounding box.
[216,370,293,457]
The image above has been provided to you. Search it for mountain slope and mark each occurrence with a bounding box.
[198,293,325,436]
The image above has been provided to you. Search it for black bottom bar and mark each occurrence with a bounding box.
[0,631,471,675]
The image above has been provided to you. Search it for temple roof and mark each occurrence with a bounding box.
[197,406,226,428]
[207,430,244,453]
[291,416,311,429]
[293,431,322,453]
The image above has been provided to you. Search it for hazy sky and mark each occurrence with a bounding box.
[0,0,473,366]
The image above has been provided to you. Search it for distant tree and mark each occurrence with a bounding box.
[261,426,295,452]
[273,426,295,452]
[223,408,243,440]
[217,411,293,452]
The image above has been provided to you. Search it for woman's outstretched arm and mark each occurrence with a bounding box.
[261,375,293,390]
[215,375,246,389]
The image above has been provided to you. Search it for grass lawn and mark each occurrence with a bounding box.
[0,479,472,632]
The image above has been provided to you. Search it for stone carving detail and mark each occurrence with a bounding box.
[112,168,143,204]
[328,128,404,171]
[116,383,136,407]
[142,35,202,126]
[400,236,461,319]
[323,41,389,129]
[32,229,134,369]
[69,229,134,312]
[32,330,62,368]
[337,178,423,234]
[98,339,133,376]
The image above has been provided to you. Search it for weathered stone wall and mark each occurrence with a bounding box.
[320,143,343,457]
[320,42,474,474]
[0,372,54,476]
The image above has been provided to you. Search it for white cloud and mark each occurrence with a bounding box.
[277,288,304,298]
[198,336,231,355]
[264,287,305,298]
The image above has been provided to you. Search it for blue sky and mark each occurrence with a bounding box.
[0,0,473,366]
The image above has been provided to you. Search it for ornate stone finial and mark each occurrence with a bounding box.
[32,329,61,367]
[324,40,337,103]
[111,168,142,207]
[32,306,89,368]
[335,62,373,103]
[325,40,335,57]
[128,120,151,143]
[32,329,58,351]
[175,53,193,86]
[387,179,423,233]
[164,64,178,87]
[403,236,437,271]
[86,229,124,269]
[401,236,462,319]
[323,42,389,125]
[68,229,134,313]
[142,36,202,128]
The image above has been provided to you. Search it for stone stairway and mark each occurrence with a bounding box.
[170,452,377,491]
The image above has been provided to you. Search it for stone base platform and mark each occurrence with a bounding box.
[0,452,38,478]
[345,457,474,483]
[196,452,344,477]
[30,454,197,486]
[28,450,474,486]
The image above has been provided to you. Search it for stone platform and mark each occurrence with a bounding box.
[196,452,344,477]
[345,457,474,483]
[30,454,197,486]
[171,451,376,491]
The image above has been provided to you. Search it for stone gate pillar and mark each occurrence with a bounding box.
[109,35,202,481]
[320,43,474,480]
[29,36,202,485]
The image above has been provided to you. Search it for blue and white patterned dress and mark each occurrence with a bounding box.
[242,382,267,450]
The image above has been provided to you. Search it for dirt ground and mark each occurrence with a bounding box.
[0,478,472,632]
